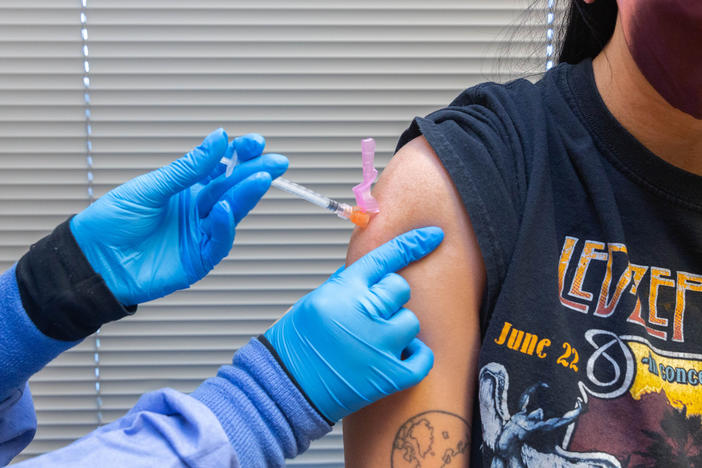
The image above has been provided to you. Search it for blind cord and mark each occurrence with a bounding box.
[545,0,555,70]
[79,0,103,427]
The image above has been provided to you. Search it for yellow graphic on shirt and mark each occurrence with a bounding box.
[557,236,702,344]
[628,341,702,417]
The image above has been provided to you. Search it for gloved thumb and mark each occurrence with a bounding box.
[142,129,229,205]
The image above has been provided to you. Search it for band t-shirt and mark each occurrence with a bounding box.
[397,59,702,467]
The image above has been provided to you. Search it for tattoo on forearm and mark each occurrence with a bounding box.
[391,410,471,467]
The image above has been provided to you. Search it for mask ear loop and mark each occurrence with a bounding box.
[352,138,380,214]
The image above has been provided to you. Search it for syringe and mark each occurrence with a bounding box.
[271,177,371,228]
[219,155,372,228]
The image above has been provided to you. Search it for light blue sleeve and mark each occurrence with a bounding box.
[12,339,331,468]
[1,262,331,467]
[0,266,78,465]
[0,384,36,466]
[13,388,239,468]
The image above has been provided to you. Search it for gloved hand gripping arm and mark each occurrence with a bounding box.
[191,227,444,465]
[264,226,443,422]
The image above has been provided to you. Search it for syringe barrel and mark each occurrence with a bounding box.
[271,177,368,227]
[271,177,331,210]
[327,199,353,219]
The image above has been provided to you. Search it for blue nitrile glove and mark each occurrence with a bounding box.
[264,226,444,422]
[71,129,288,306]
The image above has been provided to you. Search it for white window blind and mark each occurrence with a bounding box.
[1,1,545,465]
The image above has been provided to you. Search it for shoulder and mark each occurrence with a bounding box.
[346,135,484,298]
[451,75,544,115]
[400,67,563,161]
[394,77,555,201]
[450,77,547,143]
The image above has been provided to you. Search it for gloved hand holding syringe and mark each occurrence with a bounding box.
[220,137,380,228]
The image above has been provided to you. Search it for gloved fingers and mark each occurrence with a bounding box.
[222,171,272,225]
[368,273,411,319]
[342,226,444,286]
[397,338,434,388]
[203,140,236,183]
[383,307,420,351]
[137,129,229,206]
[233,133,266,162]
[200,199,236,270]
[207,133,268,183]
[196,153,288,217]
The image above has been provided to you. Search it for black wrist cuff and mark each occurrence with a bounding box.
[257,334,334,426]
[15,217,136,342]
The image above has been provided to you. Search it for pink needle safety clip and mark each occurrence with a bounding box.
[352,138,380,214]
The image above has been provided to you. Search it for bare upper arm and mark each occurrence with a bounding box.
[343,136,485,466]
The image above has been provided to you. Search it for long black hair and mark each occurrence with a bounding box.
[558,0,618,64]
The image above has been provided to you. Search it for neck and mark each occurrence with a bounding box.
[592,16,702,175]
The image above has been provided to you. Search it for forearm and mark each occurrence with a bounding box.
[0,219,136,462]
[343,341,478,468]
[13,338,331,468]
[343,250,479,465]
[191,338,331,467]
[0,266,76,401]
[0,265,73,464]
[0,219,136,394]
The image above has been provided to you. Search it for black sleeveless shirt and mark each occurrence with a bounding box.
[397,59,702,467]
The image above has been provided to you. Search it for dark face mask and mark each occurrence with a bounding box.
[617,0,702,119]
